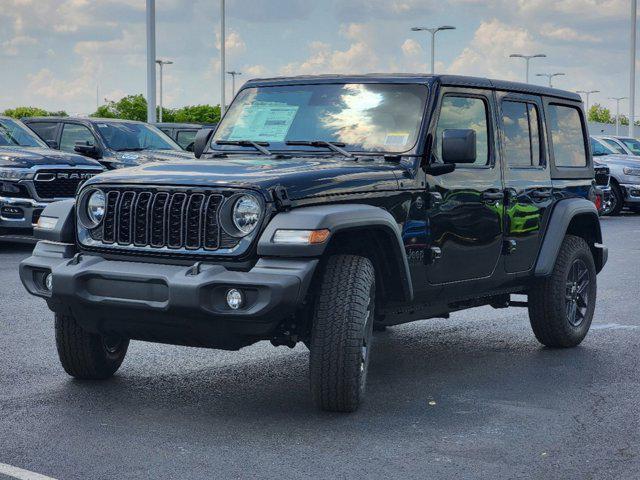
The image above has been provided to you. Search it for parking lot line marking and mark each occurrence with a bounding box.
[591,323,639,331]
[0,463,57,480]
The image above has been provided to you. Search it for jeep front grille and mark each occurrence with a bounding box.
[33,170,97,199]
[98,187,239,252]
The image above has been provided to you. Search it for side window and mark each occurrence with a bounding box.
[590,138,611,157]
[27,122,59,144]
[59,123,96,153]
[601,138,626,154]
[547,104,587,167]
[435,95,489,166]
[176,130,197,149]
[501,101,542,167]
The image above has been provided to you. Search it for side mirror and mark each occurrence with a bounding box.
[74,141,101,159]
[46,140,59,149]
[442,129,476,164]
[193,128,214,159]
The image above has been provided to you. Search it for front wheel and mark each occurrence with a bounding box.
[55,314,129,379]
[528,235,597,348]
[607,182,625,216]
[309,255,375,412]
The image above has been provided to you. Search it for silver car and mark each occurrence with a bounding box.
[594,135,640,157]
[591,136,640,215]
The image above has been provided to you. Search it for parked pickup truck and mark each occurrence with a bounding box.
[0,116,102,241]
[20,75,607,412]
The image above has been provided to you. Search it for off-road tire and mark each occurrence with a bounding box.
[309,255,375,413]
[528,235,597,348]
[608,182,625,216]
[55,314,129,379]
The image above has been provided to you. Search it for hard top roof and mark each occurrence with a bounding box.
[244,73,582,102]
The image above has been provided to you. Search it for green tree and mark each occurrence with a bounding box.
[588,104,613,124]
[91,94,148,121]
[173,104,221,124]
[3,106,50,118]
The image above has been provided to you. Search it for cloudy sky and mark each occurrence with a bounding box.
[0,0,635,117]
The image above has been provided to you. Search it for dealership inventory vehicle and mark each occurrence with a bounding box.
[593,160,612,215]
[23,117,193,170]
[594,135,640,157]
[21,75,607,412]
[590,136,640,214]
[157,122,217,151]
[0,116,103,241]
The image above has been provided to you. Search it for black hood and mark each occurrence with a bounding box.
[0,147,102,168]
[84,155,403,201]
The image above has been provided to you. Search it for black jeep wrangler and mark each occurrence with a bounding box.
[20,75,607,412]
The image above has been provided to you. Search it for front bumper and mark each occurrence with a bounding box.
[620,183,640,203]
[20,241,318,350]
[0,196,47,232]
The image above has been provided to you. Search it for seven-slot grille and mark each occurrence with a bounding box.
[99,187,236,252]
[33,170,98,199]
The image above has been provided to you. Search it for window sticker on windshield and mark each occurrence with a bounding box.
[228,102,299,142]
[384,133,410,148]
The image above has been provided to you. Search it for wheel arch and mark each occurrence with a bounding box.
[257,204,413,302]
[535,198,607,276]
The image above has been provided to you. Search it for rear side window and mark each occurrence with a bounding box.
[176,130,197,149]
[547,104,587,168]
[501,101,541,167]
[27,122,58,143]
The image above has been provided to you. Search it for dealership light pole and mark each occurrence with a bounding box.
[576,90,600,114]
[227,71,242,96]
[509,53,546,83]
[536,72,565,88]
[220,0,226,116]
[610,97,628,135]
[410,26,456,74]
[156,59,173,123]
[146,0,157,123]
[630,0,637,137]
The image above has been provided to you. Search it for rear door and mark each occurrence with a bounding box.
[497,92,553,273]
[426,88,504,284]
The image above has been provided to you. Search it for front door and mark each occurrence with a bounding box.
[497,93,553,273]
[426,88,504,285]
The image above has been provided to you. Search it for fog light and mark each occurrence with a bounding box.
[226,288,244,310]
[44,273,53,291]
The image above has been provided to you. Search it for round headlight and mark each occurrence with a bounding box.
[86,190,106,226]
[232,195,261,236]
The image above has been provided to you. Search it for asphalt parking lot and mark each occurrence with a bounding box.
[1,215,639,480]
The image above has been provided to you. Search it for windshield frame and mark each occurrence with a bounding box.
[95,121,182,152]
[211,81,431,156]
[0,117,47,148]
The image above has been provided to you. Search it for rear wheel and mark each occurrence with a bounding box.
[55,314,129,379]
[528,235,596,348]
[309,255,375,412]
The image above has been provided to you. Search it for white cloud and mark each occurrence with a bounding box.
[1,35,37,55]
[539,24,601,43]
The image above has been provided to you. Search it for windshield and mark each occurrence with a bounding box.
[0,118,46,148]
[620,137,640,155]
[213,83,429,154]
[95,122,180,152]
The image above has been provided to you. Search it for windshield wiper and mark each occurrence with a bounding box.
[285,140,353,158]
[216,140,272,156]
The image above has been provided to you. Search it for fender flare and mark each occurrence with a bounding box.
[257,204,413,301]
[535,198,606,276]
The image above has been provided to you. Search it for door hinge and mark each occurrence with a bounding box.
[272,186,292,211]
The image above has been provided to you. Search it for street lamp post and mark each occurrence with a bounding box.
[576,90,600,114]
[146,0,157,123]
[220,0,226,116]
[610,97,628,136]
[227,71,242,97]
[410,26,456,74]
[630,0,637,137]
[509,53,547,83]
[156,60,173,123]
[535,72,565,88]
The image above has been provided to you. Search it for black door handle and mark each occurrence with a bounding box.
[531,190,552,201]
[481,191,504,202]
